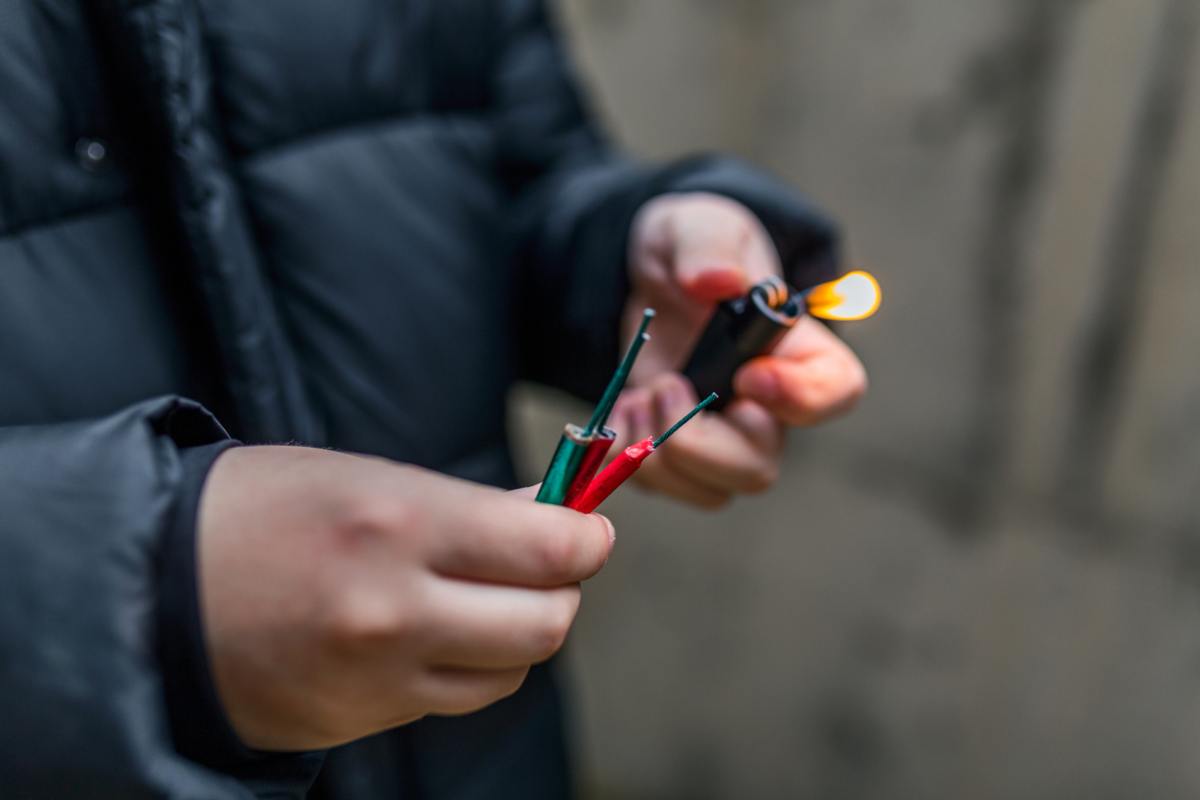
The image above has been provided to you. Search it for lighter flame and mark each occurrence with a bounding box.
[804,270,881,321]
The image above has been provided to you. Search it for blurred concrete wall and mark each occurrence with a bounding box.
[511,1,1200,798]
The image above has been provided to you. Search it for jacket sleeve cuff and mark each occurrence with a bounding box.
[158,439,245,766]
[157,441,326,787]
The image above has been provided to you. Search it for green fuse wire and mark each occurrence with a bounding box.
[535,309,655,505]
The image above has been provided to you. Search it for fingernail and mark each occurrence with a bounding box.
[598,514,616,546]
[738,367,780,403]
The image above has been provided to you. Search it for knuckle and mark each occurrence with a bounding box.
[455,669,530,714]
[535,530,580,582]
[534,592,578,660]
[532,626,566,662]
[500,667,531,700]
[322,587,413,655]
[336,487,421,549]
[555,589,580,633]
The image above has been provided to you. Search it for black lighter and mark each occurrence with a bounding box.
[681,276,800,412]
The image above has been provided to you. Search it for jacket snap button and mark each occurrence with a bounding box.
[75,137,108,171]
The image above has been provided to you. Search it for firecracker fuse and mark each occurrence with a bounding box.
[568,392,718,514]
[535,309,655,505]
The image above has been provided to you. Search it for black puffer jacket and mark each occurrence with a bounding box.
[0,0,838,797]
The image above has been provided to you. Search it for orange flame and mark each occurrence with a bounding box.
[804,270,881,321]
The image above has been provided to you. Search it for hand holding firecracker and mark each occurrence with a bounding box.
[534,193,880,513]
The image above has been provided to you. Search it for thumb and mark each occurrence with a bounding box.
[671,220,752,303]
[666,196,781,303]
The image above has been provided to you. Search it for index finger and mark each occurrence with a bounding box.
[733,317,868,426]
[427,491,615,588]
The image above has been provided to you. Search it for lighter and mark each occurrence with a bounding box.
[682,271,881,410]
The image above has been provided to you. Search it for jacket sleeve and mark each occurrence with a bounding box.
[0,397,314,798]
[493,0,841,400]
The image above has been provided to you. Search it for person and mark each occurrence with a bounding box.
[0,0,866,797]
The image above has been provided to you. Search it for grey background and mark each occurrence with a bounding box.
[511,1,1200,798]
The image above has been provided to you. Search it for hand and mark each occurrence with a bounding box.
[612,192,867,508]
[197,446,614,750]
